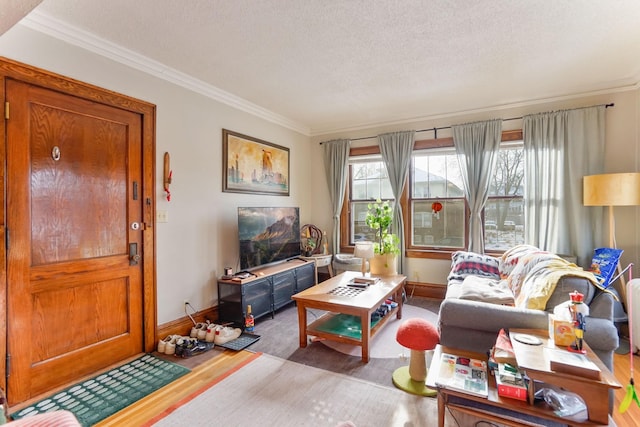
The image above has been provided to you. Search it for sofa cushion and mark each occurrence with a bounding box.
[447,251,500,282]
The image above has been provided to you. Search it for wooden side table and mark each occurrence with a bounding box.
[299,254,333,283]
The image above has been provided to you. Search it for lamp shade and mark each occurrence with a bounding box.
[583,173,640,206]
[354,241,374,260]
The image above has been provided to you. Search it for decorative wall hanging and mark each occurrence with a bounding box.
[222,129,290,196]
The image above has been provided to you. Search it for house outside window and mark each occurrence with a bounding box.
[410,150,466,249]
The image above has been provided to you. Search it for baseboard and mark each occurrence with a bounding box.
[157,306,219,340]
[404,281,446,300]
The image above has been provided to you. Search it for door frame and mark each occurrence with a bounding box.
[0,57,157,394]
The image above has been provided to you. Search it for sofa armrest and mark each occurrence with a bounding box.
[588,291,615,321]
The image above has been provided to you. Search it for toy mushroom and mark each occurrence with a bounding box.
[395,318,440,382]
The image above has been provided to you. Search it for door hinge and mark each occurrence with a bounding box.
[5,353,10,378]
[5,227,8,250]
[4,101,8,120]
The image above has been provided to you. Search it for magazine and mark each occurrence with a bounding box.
[434,352,488,397]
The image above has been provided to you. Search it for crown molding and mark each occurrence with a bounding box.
[310,83,640,137]
[19,10,311,136]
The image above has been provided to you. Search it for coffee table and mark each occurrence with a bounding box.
[291,271,405,362]
[426,330,620,427]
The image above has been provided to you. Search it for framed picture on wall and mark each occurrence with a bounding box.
[222,129,290,196]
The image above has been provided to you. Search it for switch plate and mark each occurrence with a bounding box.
[157,210,169,223]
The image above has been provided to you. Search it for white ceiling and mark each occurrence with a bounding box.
[13,0,640,136]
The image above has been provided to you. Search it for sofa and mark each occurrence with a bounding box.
[438,245,619,372]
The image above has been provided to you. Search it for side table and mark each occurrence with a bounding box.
[299,254,333,283]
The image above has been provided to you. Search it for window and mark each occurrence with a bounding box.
[407,140,524,253]
[410,149,466,249]
[348,159,393,244]
[484,143,524,251]
[340,131,525,256]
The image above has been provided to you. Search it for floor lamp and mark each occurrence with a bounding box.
[583,172,640,305]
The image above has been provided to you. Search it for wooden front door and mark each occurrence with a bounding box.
[4,75,152,405]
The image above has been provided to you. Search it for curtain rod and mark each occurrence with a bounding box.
[321,103,614,143]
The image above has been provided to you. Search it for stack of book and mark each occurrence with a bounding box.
[494,363,528,401]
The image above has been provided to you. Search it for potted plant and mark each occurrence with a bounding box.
[365,199,400,275]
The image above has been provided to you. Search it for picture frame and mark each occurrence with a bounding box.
[222,129,290,196]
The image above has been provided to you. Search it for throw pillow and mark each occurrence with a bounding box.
[448,251,500,282]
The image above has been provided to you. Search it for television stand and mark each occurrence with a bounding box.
[217,259,316,325]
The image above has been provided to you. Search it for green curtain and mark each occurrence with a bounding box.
[378,130,415,274]
[523,105,605,267]
[322,139,351,255]
[453,119,502,254]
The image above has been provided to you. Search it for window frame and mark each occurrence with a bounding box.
[339,130,523,258]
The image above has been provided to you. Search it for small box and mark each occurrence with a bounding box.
[549,314,575,347]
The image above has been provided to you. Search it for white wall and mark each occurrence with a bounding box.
[309,88,640,285]
[0,25,313,324]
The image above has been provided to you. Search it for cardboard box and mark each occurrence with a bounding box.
[549,314,575,347]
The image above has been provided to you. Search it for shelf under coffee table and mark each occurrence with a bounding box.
[292,271,406,362]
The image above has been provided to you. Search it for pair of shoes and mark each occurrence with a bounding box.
[176,337,214,357]
[157,335,179,355]
[175,336,198,357]
[190,322,210,340]
[213,325,242,345]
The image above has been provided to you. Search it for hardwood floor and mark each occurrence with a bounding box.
[612,351,640,427]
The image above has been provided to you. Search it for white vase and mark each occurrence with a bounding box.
[369,253,398,276]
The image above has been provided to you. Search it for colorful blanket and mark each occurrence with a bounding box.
[501,245,601,310]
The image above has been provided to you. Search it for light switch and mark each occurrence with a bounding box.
[157,210,169,223]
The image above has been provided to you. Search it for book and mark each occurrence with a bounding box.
[545,347,601,380]
[353,277,379,284]
[495,363,528,401]
[435,353,488,398]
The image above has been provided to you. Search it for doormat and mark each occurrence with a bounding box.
[10,353,190,427]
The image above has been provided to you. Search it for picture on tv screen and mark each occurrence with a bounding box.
[238,207,301,270]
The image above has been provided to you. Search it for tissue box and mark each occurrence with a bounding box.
[549,314,575,346]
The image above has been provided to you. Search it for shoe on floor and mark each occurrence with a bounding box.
[214,326,242,345]
[190,322,209,339]
[205,323,220,343]
[157,334,178,354]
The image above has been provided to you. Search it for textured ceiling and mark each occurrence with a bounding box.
[17,0,640,135]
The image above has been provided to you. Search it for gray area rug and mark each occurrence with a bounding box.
[247,296,442,388]
[152,352,456,427]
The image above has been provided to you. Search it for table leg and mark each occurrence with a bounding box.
[395,287,403,319]
[327,263,334,277]
[361,311,370,363]
[437,391,445,427]
[297,303,308,348]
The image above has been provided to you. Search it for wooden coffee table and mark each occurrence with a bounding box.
[291,271,405,362]
[426,330,620,427]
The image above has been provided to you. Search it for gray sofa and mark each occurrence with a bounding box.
[437,247,619,372]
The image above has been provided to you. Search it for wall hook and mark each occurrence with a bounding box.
[163,152,172,201]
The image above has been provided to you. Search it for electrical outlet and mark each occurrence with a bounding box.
[413,270,419,282]
[183,299,189,305]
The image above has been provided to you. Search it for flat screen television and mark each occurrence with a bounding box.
[238,207,301,270]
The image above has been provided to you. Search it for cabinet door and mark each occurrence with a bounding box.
[244,278,272,320]
[218,282,244,325]
[272,270,296,311]
[296,263,316,292]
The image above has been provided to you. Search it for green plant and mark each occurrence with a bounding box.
[365,199,400,256]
